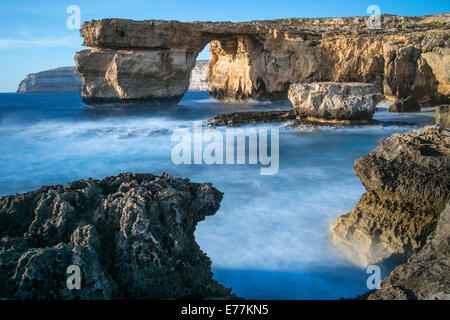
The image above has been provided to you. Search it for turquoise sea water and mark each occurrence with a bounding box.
[0,92,435,299]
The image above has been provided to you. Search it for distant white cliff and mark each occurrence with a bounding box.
[17,61,209,93]
[188,60,209,92]
[17,67,82,93]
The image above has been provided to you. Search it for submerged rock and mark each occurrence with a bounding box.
[362,202,450,300]
[0,173,233,299]
[331,125,450,266]
[389,96,421,112]
[207,110,296,127]
[207,110,419,128]
[288,82,382,123]
[436,105,449,129]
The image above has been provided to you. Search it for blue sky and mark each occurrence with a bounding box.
[0,0,448,92]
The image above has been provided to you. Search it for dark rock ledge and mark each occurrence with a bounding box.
[207,110,417,128]
[0,173,236,300]
[207,110,296,127]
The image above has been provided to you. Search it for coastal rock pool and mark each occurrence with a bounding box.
[0,92,435,299]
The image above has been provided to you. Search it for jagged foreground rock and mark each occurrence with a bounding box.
[75,14,449,105]
[0,173,233,299]
[288,82,383,123]
[331,126,450,266]
[362,202,450,300]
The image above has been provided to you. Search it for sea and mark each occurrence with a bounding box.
[0,91,436,299]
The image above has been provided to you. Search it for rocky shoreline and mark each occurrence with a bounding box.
[6,12,450,301]
[325,125,449,300]
[330,126,449,268]
[361,202,450,300]
[0,173,235,299]
[0,125,448,300]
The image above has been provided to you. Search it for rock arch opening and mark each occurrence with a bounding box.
[75,17,449,106]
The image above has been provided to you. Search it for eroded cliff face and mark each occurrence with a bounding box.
[362,202,450,300]
[331,126,450,266]
[209,15,449,104]
[75,14,449,105]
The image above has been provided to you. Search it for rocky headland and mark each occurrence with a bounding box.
[0,173,234,299]
[17,67,82,93]
[75,14,449,105]
[331,125,449,268]
[17,61,209,94]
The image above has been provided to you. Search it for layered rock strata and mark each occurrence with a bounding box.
[0,173,233,299]
[75,14,449,105]
[17,67,81,93]
[288,82,382,123]
[331,125,450,266]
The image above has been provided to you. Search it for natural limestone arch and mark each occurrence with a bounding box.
[75,15,449,106]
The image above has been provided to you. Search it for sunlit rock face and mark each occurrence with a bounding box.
[331,126,450,267]
[76,48,197,105]
[75,14,450,105]
[288,82,382,123]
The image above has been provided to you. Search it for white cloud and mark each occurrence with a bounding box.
[0,35,81,50]
[17,29,33,38]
